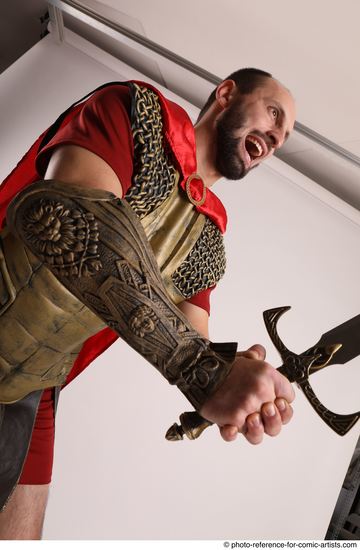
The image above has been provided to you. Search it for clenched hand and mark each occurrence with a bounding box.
[200,344,295,444]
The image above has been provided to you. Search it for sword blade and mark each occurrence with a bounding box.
[314,313,360,366]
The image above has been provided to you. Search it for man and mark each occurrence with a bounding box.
[0,68,296,539]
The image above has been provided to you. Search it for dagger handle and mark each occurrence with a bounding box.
[165,412,212,441]
[165,374,360,441]
[166,361,290,441]
[165,306,360,441]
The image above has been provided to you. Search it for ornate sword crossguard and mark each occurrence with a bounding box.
[166,306,360,441]
[263,306,360,436]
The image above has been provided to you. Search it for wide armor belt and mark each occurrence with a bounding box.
[0,227,105,404]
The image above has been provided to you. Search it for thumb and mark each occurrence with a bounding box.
[237,344,266,361]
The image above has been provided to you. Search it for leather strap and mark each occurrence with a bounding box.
[0,390,43,512]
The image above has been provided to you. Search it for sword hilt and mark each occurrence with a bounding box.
[166,306,360,441]
[263,306,360,436]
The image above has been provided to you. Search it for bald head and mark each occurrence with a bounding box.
[198,68,274,121]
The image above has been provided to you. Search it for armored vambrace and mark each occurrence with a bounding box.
[6,180,237,412]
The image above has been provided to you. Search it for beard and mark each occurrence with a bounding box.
[215,101,249,180]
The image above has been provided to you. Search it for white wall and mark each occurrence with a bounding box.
[76,0,360,154]
[1,29,360,540]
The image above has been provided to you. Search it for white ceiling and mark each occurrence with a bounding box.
[75,0,360,155]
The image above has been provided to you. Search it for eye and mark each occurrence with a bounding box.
[269,107,279,120]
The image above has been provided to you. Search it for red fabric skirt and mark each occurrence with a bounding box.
[19,389,55,484]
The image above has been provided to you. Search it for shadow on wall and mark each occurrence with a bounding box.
[0,0,49,74]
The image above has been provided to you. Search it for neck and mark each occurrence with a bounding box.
[194,119,222,188]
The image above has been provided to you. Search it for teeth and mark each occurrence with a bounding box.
[246,136,263,157]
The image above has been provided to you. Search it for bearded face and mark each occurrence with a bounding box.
[201,78,296,183]
[214,83,295,181]
[215,100,249,180]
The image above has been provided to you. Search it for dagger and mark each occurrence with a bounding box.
[166,306,360,441]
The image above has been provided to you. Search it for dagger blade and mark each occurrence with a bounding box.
[312,313,360,367]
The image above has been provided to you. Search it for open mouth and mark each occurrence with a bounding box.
[245,135,265,161]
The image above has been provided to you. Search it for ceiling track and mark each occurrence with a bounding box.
[47,0,360,169]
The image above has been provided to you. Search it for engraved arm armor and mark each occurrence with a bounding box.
[6,180,237,411]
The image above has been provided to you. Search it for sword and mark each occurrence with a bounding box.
[165,306,360,441]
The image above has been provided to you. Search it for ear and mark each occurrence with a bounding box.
[215,80,237,110]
